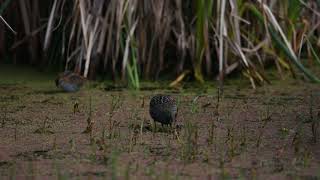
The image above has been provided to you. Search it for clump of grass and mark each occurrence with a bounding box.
[73,100,80,114]
[180,119,198,162]
[1,104,7,128]
[293,92,319,144]
[9,162,17,180]
[140,95,145,108]
[239,125,247,151]
[279,127,290,140]
[256,103,272,148]
[82,97,94,136]
[207,90,221,145]
[127,106,145,147]
[190,96,200,114]
[105,150,120,180]
[124,161,132,180]
[145,161,156,178]
[52,136,57,151]
[98,95,123,151]
[27,161,35,179]
[225,127,237,159]
[312,114,319,143]
[128,128,138,153]
[218,155,231,180]
[34,116,54,134]
[293,147,312,168]
[178,95,200,161]
[69,138,76,153]
[128,107,143,131]
[53,160,69,180]
[309,92,319,143]
[106,95,123,139]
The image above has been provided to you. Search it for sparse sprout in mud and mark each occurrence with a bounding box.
[218,156,231,179]
[226,127,237,159]
[128,107,144,145]
[106,150,120,180]
[1,105,7,128]
[190,96,200,114]
[312,113,319,143]
[239,125,247,150]
[82,116,94,134]
[83,97,94,136]
[207,116,217,145]
[207,94,219,145]
[27,161,35,179]
[99,95,122,146]
[256,104,272,148]
[124,161,132,180]
[128,108,141,129]
[14,119,18,141]
[69,138,76,153]
[73,101,80,114]
[128,130,138,153]
[301,149,312,168]
[52,136,57,151]
[8,162,17,179]
[139,118,145,144]
[207,90,221,145]
[140,95,145,108]
[310,93,319,143]
[180,120,198,162]
[293,92,319,143]
[293,147,312,168]
[34,116,54,134]
[279,127,290,139]
[105,95,123,139]
[292,115,304,151]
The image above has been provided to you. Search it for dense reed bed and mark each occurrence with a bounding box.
[1,0,320,89]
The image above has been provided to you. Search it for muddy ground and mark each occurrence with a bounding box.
[0,67,320,179]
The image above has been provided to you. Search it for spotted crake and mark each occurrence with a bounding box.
[149,95,178,126]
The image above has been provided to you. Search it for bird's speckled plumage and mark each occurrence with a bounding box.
[149,95,177,125]
[55,71,85,92]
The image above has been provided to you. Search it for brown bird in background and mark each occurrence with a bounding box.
[55,71,85,92]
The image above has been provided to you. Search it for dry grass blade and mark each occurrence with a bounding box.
[0,15,16,34]
[218,0,227,85]
[43,0,59,52]
[84,18,100,78]
[122,20,138,78]
[79,0,88,47]
[174,0,187,73]
[169,70,191,87]
[113,0,128,77]
[103,1,116,69]
[18,0,31,36]
[10,23,47,50]
[257,0,297,60]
